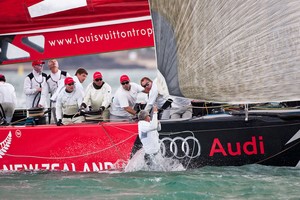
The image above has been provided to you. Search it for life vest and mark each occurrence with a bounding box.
[46,71,67,95]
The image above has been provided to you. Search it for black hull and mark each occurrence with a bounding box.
[133,114,300,168]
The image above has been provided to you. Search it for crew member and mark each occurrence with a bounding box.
[73,67,88,96]
[138,106,161,166]
[45,59,70,123]
[56,77,84,125]
[170,96,193,119]
[51,67,88,102]
[0,74,17,124]
[81,71,112,121]
[110,74,145,121]
[140,75,172,119]
[23,60,48,108]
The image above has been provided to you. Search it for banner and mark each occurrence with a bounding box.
[0,123,138,172]
[0,0,154,65]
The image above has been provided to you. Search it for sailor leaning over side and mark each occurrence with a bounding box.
[138,106,161,166]
[140,75,173,119]
[56,77,84,126]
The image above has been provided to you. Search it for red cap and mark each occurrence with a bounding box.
[32,60,45,66]
[93,72,102,80]
[64,77,75,85]
[120,74,130,83]
[0,74,5,82]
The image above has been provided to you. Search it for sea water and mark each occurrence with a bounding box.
[0,165,299,200]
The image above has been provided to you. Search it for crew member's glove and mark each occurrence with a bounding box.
[161,99,173,110]
[131,114,138,121]
[56,119,63,126]
[157,109,164,120]
[78,109,85,116]
[0,118,8,126]
[134,103,145,114]
[100,106,105,111]
[80,102,87,109]
[131,109,141,121]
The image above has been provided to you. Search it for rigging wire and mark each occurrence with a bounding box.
[99,123,127,160]
[255,140,300,164]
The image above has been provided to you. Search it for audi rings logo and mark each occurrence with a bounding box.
[160,136,201,159]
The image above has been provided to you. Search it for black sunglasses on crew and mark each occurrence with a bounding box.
[121,81,129,85]
[142,82,150,88]
[95,78,102,82]
[67,83,75,86]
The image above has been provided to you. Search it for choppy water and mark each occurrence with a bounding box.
[0,165,299,200]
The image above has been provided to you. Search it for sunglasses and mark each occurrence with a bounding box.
[95,78,102,82]
[142,82,150,88]
[121,81,129,85]
[67,83,75,86]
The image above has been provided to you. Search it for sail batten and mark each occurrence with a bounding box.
[150,0,300,103]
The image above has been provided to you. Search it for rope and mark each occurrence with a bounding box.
[32,91,41,108]
[99,124,127,160]
[10,117,28,125]
[255,139,300,165]
[0,103,6,120]
[5,133,137,160]
[9,108,52,125]
[48,100,52,124]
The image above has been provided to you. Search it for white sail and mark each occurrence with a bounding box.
[150,0,300,103]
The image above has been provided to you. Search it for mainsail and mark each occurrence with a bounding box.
[150,0,300,103]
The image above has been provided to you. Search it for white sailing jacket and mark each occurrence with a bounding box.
[0,81,17,106]
[50,75,83,102]
[44,70,70,108]
[45,70,69,96]
[56,88,83,120]
[144,78,170,111]
[138,112,161,155]
[83,82,112,109]
[110,82,144,117]
[23,70,48,108]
